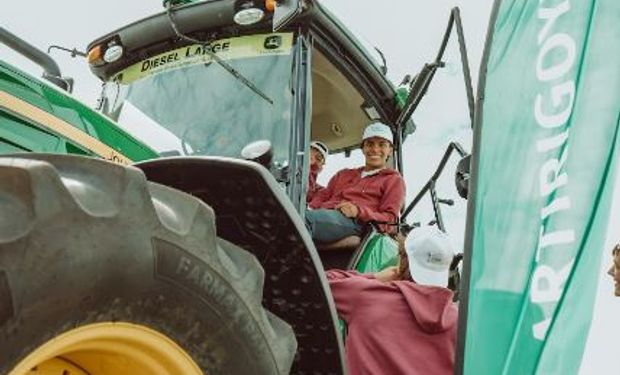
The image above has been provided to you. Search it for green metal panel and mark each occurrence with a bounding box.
[0,60,158,162]
[0,110,61,152]
[354,233,398,273]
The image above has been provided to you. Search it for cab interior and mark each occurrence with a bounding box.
[310,47,390,265]
[310,48,379,154]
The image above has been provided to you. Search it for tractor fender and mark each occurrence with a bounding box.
[135,156,347,374]
[0,154,296,374]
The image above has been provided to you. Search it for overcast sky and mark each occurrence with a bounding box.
[1,1,618,373]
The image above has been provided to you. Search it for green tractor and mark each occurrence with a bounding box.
[0,1,472,374]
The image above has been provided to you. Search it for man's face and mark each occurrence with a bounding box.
[608,244,620,296]
[362,137,392,170]
[310,147,325,172]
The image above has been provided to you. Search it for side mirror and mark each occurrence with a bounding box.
[455,154,470,199]
[241,140,290,184]
[241,140,274,168]
[272,0,303,32]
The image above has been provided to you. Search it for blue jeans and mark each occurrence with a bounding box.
[305,209,363,243]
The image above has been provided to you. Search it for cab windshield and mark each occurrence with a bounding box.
[102,33,295,164]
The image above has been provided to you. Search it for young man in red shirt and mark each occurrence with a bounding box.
[327,227,458,375]
[306,122,405,243]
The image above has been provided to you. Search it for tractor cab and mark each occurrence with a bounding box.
[0,1,474,374]
[88,0,409,207]
[88,0,413,268]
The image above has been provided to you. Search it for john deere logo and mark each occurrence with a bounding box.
[264,35,282,50]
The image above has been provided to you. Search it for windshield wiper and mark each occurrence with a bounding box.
[165,3,274,105]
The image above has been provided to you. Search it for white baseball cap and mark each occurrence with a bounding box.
[362,122,393,144]
[310,141,329,161]
[404,226,455,288]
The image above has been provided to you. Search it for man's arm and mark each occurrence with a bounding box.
[309,169,343,208]
[374,266,399,282]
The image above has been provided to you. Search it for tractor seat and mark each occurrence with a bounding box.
[317,235,362,270]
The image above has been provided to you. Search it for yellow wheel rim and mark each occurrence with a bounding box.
[10,322,203,375]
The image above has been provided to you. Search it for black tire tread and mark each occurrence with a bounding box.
[0,154,296,374]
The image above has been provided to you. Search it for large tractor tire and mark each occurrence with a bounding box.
[0,154,296,375]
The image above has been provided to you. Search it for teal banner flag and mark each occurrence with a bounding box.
[462,0,620,374]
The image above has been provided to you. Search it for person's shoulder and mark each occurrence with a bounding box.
[327,269,374,279]
[382,167,401,174]
[379,168,405,180]
[326,270,382,288]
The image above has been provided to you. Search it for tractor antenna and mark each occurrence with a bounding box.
[374,47,388,75]
[47,45,87,58]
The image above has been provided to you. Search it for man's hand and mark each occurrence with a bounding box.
[375,266,399,282]
[336,201,359,218]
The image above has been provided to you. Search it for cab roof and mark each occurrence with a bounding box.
[87,0,414,154]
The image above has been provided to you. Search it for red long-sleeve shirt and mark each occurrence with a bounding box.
[309,167,405,233]
[327,270,457,375]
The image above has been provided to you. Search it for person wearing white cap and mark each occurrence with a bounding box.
[326,226,458,375]
[403,226,455,287]
[306,122,405,243]
[307,141,329,203]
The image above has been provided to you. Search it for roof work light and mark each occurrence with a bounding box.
[234,1,265,25]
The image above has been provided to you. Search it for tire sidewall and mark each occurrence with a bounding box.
[0,197,277,374]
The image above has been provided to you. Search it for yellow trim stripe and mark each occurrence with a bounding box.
[0,91,132,165]
[116,32,294,84]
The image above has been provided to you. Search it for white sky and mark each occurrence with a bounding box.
[1,1,617,373]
